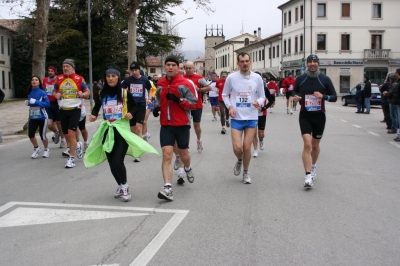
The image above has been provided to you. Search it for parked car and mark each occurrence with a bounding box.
[341,83,381,106]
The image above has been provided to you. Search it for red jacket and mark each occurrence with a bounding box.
[281,77,296,93]
[266,81,279,96]
[43,76,57,102]
[184,73,208,109]
[156,74,198,127]
[216,78,226,101]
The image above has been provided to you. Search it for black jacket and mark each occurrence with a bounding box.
[0,89,4,104]
[363,80,372,97]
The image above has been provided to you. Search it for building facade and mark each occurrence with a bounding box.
[0,20,17,100]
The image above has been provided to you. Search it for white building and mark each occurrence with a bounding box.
[0,20,17,100]
[278,0,400,93]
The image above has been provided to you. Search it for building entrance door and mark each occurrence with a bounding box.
[340,76,350,93]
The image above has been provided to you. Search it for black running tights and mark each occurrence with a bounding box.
[105,128,128,185]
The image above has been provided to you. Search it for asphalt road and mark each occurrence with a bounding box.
[0,97,398,266]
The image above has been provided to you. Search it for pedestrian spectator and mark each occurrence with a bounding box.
[26,76,51,158]
[355,84,364,113]
[380,74,392,129]
[383,72,399,139]
[0,89,5,143]
[363,75,372,114]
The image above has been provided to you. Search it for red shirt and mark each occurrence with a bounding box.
[184,73,208,109]
[216,78,226,101]
[266,81,279,96]
[281,77,296,93]
[43,76,57,102]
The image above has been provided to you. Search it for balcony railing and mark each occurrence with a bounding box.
[364,49,391,59]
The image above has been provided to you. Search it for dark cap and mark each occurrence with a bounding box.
[164,55,180,66]
[307,54,319,63]
[130,61,141,70]
[48,66,57,74]
[63,59,75,69]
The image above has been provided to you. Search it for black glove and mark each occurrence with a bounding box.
[166,93,180,103]
[152,106,160,117]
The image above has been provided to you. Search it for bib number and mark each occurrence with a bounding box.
[305,95,322,111]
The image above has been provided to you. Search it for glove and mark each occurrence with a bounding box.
[29,98,36,104]
[152,106,160,117]
[166,93,180,103]
[24,100,29,106]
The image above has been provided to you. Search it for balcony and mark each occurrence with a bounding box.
[364,49,391,60]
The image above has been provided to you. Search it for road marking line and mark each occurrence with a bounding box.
[389,142,400,148]
[339,119,347,123]
[352,124,361,128]
[367,131,380,136]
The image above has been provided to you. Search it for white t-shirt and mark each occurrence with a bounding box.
[222,71,265,120]
[208,81,218,97]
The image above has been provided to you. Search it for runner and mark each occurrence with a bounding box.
[142,75,157,142]
[266,76,279,113]
[121,62,152,162]
[292,54,337,188]
[84,66,159,202]
[208,73,220,122]
[252,72,273,157]
[222,52,266,184]
[217,71,230,134]
[26,76,51,158]
[281,72,296,114]
[153,55,198,201]
[53,59,90,168]
[43,66,66,148]
[184,61,211,153]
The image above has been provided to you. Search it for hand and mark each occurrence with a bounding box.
[313,91,323,99]
[253,100,260,109]
[24,100,29,106]
[77,91,84,98]
[29,98,36,104]
[125,112,133,120]
[146,100,152,106]
[229,106,236,118]
[89,115,96,122]
[153,106,160,117]
[293,95,302,102]
[166,93,180,103]
[383,91,387,96]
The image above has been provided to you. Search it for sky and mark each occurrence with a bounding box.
[0,0,289,52]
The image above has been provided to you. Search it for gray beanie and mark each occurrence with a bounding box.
[63,59,75,69]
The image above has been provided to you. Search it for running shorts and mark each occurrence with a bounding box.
[60,108,81,134]
[28,119,48,140]
[130,105,146,126]
[209,97,219,107]
[257,115,266,130]
[46,101,60,121]
[160,125,190,149]
[191,108,203,123]
[231,119,258,131]
[299,111,326,139]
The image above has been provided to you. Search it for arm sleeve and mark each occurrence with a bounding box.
[155,86,162,108]
[179,84,199,110]
[264,88,273,109]
[324,77,337,102]
[222,77,232,108]
[256,79,266,107]
[36,92,50,108]
[91,93,102,116]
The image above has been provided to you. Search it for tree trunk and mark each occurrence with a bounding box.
[127,11,137,67]
[32,0,51,78]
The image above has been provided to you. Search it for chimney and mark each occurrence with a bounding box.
[254,30,257,37]
[258,27,261,38]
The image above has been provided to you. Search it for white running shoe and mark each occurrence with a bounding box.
[76,142,83,159]
[31,147,42,159]
[212,116,217,121]
[59,138,67,148]
[120,184,131,202]
[304,174,313,188]
[185,167,194,183]
[259,140,265,150]
[62,148,70,157]
[158,186,173,201]
[234,160,242,176]
[311,164,317,180]
[290,109,293,115]
[114,185,123,198]
[243,173,252,184]
[173,155,180,170]
[197,140,203,153]
[43,148,50,158]
[270,108,273,113]
[83,142,89,152]
[134,158,141,162]
[65,157,75,168]
[252,150,258,158]
[221,127,226,134]
[53,131,60,144]
[143,135,148,142]
[146,132,151,140]
[177,172,185,185]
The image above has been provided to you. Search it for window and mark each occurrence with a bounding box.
[0,36,3,54]
[273,47,276,58]
[295,36,298,53]
[371,34,382,49]
[341,34,350,50]
[7,38,10,56]
[269,48,271,59]
[259,50,262,61]
[317,34,326,50]
[295,7,299,22]
[150,68,155,73]
[372,3,381,18]
[288,11,292,24]
[300,35,303,52]
[342,3,350,17]
[300,5,304,20]
[2,71,4,89]
[317,3,326,17]
[284,12,287,26]
[262,49,265,60]
[288,38,291,54]
[284,40,287,55]
[277,45,280,57]
[244,38,249,46]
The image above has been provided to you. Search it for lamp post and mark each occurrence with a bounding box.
[88,0,93,110]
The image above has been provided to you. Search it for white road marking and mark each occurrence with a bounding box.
[367,131,380,137]
[0,202,189,266]
[352,124,361,128]
[389,142,400,148]
[339,119,348,123]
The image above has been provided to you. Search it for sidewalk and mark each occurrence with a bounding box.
[0,99,94,144]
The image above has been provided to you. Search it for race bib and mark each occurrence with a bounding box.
[29,106,41,119]
[103,100,123,121]
[129,84,143,97]
[305,94,322,111]
[269,89,276,95]
[288,85,294,91]
[45,84,54,95]
[236,92,251,108]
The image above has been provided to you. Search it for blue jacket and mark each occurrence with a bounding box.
[28,87,50,120]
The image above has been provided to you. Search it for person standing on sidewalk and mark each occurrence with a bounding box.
[383,72,399,139]
[153,55,198,201]
[222,52,266,184]
[292,54,337,188]
[363,75,372,114]
[53,59,90,168]
[26,76,51,158]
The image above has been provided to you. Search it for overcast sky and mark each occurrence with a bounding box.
[0,0,289,52]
